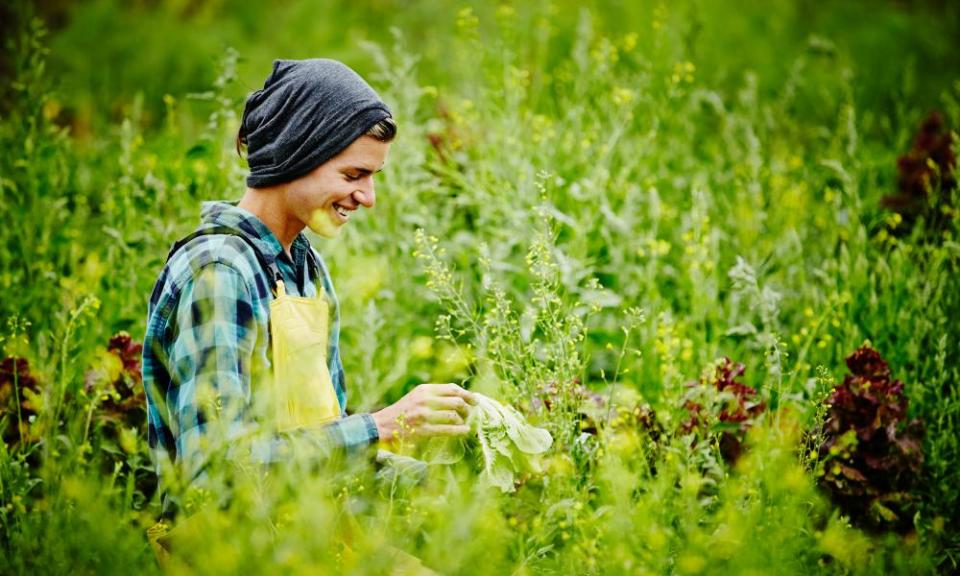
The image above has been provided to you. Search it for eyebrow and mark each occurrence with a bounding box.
[343,166,385,175]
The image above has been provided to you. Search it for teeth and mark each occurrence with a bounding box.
[334,204,348,219]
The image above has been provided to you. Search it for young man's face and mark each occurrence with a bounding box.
[283,135,391,238]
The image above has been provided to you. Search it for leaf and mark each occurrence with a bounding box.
[468,393,553,491]
[422,437,465,465]
[500,404,552,454]
[482,451,517,493]
[185,142,211,158]
[840,464,867,482]
[725,323,758,337]
[871,500,900,523]
[374,449,428,487]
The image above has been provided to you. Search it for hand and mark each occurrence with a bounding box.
[371,383,477,445]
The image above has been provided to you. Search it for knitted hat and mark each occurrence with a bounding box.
[241,59,392,188]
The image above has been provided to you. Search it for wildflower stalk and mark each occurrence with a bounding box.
[54,297,99,412]
[604,307,645,425]
[6,317,31,447]
[414,229,482,344]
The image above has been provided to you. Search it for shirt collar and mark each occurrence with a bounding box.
[199,200,312,267]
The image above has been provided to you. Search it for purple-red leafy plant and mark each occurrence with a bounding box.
[84,332,155,502]
[882,111,957,234]
[681,357,765,463]
[817,346,923,532]
[0,356,42,448]
[84,331,146,429]
[531,378,606,434]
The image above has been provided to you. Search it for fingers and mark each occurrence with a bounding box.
[430,396,472,418]
[426,409,465,426]
[431,383,478,405]
[421,423,471,437]
[389,384,479,442]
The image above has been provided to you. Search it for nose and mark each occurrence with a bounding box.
[353,179,376,209]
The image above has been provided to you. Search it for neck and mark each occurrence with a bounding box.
[237,186,302,256]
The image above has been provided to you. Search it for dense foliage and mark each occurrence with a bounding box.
[1,0,959,574]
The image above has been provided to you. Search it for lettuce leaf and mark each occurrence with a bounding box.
[472,394,553,492]
[419,393,553,492]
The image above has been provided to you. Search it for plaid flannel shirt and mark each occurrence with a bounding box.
[142,201,379,503]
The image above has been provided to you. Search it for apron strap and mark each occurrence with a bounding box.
[166,226,282,289]
[305,246,322,284]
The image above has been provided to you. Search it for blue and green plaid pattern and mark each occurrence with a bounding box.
[143,201,378,497]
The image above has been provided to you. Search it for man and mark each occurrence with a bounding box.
[142,59,475,521]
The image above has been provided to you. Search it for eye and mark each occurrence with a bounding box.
[345,173,361,182]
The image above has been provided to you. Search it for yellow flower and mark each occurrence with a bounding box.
[677,554,706,574]
[410,336,434,359]
[612,87,636,106]
[119,426,139,454]
[434,342,472,380]
[42,99,61,121]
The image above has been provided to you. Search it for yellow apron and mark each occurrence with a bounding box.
[268,277,342,430]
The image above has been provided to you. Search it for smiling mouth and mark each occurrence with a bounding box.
[333,203,350,221]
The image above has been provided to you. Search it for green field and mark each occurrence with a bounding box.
[1,0,959,573]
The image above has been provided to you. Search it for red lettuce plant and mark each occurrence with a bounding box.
[84,332,155,503]
[681,357,765,463]
[84,331,146,429]
[817,346,923,532]
[882,111,957,234]
[530,379,666,476]
[0,356,41,448]
[531,378,606,434]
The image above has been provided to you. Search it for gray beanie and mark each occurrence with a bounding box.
[241,58,392,188]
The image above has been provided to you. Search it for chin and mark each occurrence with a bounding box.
[307,209,344,239]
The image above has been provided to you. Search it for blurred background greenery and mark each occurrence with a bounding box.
[3,0,958,139]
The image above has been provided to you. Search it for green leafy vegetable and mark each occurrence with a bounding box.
[423,394,553,492]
